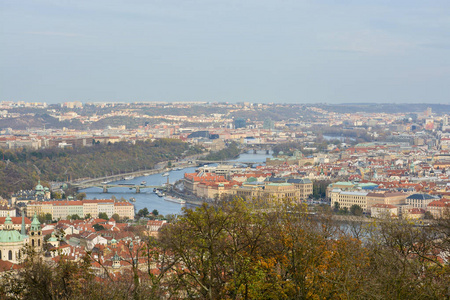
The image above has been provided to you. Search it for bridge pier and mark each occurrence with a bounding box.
[253,149,257,154]
[103,186,108,193]
[266,149,270,154]
[135,186,140,193]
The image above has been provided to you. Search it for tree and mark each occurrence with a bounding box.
[313,180,331,200]
[76,192,87,200]
[137,207,149,218]
[111,213,120,223]
[98,212,108,220]
[52,191,62,199]
[350,204,363,216]
[152,209,159,216]
[93,224,105,231]
[424,211,434,219]
[44,213,53,222]
[0,248,98,299]
[71,214,81,220]
[333,201,340,212]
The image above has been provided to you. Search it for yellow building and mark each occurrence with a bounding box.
[330,189,369,211]
[232,182,300,203]
[286,178,313,200]
[114,202,135,219]
[263,183,300,202]
[366,192,407,208]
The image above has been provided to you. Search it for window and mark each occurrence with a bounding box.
[8,250,12,260]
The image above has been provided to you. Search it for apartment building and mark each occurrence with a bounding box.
[286,178,313,200]
[232,182,300,203]
[406,194,440,209]
[113,202,135,220]
[366,192,407,208]
[427,199,450,219]
[27,200,134,220]
[263,183,300,202]
[371,203,398,218]
[330,189,369,211]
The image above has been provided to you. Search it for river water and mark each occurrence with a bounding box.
[80,151,272,216]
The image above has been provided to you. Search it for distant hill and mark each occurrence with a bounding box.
[0,114,84,130]
[315,103,450,114]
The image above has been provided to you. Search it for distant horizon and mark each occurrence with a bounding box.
[2,99,450,106]
[1,1,449,104]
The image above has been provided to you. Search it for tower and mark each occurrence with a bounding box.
[21,209,26,236]
[29,213,43,250]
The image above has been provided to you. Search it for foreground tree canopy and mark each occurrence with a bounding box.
[1,198,449,299]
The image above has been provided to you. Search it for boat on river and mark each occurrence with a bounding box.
[164,195,186,204]
[124,176,134,180]
[162,172,169,177]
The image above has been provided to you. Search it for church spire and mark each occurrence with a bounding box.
[21,209,26,235]
[31,213,41,232]
[5,213,12,230]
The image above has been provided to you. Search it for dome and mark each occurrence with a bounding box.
[48,233,58,242]
[0,230,24,243]
[31,214,40,226]
[247,177,257,182]
[31,213,41,231]
[35,180,44,191]
[5,214,12,225]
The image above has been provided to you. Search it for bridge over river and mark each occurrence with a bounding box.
[195,160,265,165]
[92,183,167,193]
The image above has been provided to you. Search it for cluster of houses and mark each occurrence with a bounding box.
[0,213,167,276]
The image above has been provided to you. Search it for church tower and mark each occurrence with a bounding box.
[29,213,42,250]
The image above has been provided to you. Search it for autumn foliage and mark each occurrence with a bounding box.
[1,198,449,299]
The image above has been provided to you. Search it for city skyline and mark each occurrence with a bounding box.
[1,0,449,104]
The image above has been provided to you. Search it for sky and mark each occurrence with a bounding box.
[1,0,449,104]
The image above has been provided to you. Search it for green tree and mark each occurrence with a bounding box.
[76,192,87,200]
[98,212,108,220]
[0,248,98,299]
[93,224,105,231]
[52,191,62,199]
[44,213,53,222]
[312,180,331,199]
[111,213,120,223]
[424,211,434,219]
[152,209,159,216]
[71,214,81,220]
[350,204,363,216]
[137,207,149,218]
[333,201,340,212]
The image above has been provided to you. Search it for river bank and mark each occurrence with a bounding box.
[80,151,272,216]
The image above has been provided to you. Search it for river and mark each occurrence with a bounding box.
[80,151,272,216]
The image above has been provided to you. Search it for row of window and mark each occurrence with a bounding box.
[0,249,21,261]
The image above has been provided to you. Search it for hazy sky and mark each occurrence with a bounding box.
[1,0,449,104]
